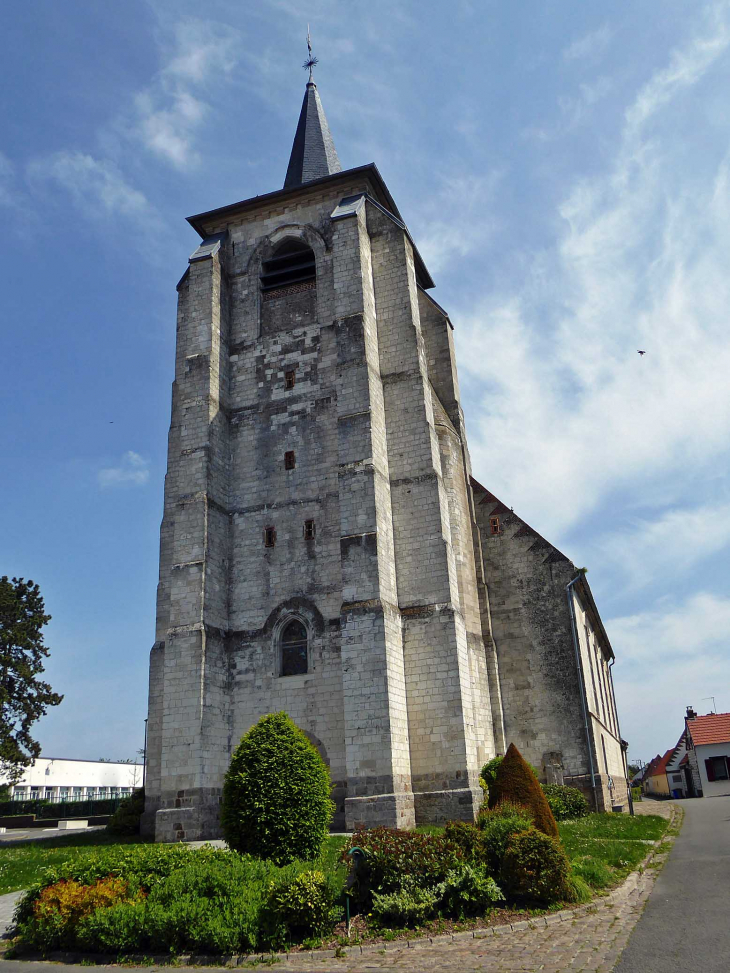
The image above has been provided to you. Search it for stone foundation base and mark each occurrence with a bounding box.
[566,774,629,813]
[345,792,416,830]
[151,787,223,842]
[139,809,158,838]
[413,786,483,824]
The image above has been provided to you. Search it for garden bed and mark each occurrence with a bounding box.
[2,811,668,959]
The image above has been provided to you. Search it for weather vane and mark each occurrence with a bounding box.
[303,25,318,81]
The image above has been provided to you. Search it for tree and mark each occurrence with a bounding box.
[0,577,63,782]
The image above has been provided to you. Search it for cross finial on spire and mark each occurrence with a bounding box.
[303,25,318,82]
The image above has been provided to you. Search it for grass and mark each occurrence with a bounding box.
[0,813,666,903]
[0,832,153,895]
[559,813,668,889]
[0,831,350,898]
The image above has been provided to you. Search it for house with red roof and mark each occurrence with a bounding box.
[686,707,730,798]
[664,725,695,798]
[643,750,672,798]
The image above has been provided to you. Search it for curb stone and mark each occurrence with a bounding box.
[13,806,681,969]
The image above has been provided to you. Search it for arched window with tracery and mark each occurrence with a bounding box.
[280,619,308,676]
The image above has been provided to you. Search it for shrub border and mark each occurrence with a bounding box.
[9,805,681,967]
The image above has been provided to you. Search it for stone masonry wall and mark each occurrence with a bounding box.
[473,489,590,782]
[473,485,628,810]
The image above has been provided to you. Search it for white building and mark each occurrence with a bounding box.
[664,730,692,799]
[3,758,142,803]
[686,711,730,799]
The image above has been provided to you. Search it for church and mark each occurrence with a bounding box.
[142,69,629,842]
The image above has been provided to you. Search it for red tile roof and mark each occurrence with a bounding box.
[688,712,730,747]
[647,750,673,777]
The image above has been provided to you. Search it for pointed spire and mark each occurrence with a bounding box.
[283,32,341,189]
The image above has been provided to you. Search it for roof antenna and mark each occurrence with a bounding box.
[303,25,318,82]
[702,696,717,714]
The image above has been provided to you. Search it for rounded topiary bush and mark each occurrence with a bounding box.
[221,712,334,864]
[476,803,533,873]
[541,783,590,821]
[501,827,570,904]
[488,743,559,838]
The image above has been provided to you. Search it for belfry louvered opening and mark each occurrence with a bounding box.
[260,240,316,292]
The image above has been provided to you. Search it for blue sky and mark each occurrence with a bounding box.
[2,0,729,768]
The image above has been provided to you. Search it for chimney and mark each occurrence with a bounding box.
[686,706,697,720]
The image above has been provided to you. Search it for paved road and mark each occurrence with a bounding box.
[0,893,22,938]
[0,826,105,845]
[615,795,730,973]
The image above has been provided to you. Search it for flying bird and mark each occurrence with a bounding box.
[637,350,646,356]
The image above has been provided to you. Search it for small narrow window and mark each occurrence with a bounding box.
[264,526,276,548]
[489,516,500,535]
[280,619,308,676]
[304,519,316,540]
[285,370,296,390]
[284,451,296,470]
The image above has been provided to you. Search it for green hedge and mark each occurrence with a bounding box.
[0,801,47,816]
[0,799,125,819]
[38,800,124,820]
[107,790,145,836]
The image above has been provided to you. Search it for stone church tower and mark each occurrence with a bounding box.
[143,74,626,842]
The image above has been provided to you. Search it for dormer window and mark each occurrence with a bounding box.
[260,240,316,295]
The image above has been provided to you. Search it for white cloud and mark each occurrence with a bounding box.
[596,502,730,588]
[457,7,730,536]
[626,5,730,134]
[413,171,503,274]
[28,151,151,222]
[563,25,613,63]
[611,592,730,666]
[98,452,151,488]
[129,19,240,169]
[610,592,730,759]
[163,20,239,83]
[0,151,16,208]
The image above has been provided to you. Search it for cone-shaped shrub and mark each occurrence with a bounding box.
[487,743,559,838]
[221,712,334,864]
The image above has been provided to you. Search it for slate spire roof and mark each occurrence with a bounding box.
[284,81,342,189]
